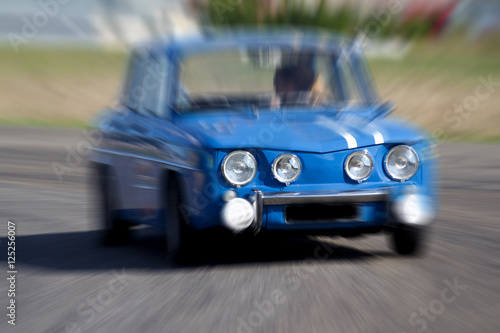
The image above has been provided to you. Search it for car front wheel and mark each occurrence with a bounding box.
[165,175,195,263]
[390,225,427,256]
[97,167,130,245]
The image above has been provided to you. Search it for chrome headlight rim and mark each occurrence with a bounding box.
[384,145,420,181]
[344,150,374,182]
[271,153,302,184]
[221,150,257,187]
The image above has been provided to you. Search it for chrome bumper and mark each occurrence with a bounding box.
[250,189,389,233]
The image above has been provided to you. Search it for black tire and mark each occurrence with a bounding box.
[391,225,427,256]
[97,167,130,246]
[165,175,194,263]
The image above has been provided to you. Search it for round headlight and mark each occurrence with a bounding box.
[272,154,301,184]
[345,151,374,182]
[385,145,419,181]
[221,151,257,187]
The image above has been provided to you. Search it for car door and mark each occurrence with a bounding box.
[111,47,169,224]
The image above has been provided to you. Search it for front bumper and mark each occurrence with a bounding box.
[251,188,389,233]
[220,187,435,233]
[254,188,389,205]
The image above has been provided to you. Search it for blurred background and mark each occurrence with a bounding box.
[2,2,500,333]
[1,0,499,141]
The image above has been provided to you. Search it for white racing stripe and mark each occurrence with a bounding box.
[373,130,384,144]
[343,132,358,149]
[365,123,385,144]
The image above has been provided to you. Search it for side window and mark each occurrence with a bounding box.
[157,55,171,118]
[140,55,163,115]
[120,50,147,111]
[338,53,365,106]
[352,53,380,103]
[120,48,171,117]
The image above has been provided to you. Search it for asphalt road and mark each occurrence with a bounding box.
[1,127,499,333]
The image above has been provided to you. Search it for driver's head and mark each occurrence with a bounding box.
[274,65,315,96]
[274,66,297,95]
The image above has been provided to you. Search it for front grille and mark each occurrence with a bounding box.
[285,203,358,224]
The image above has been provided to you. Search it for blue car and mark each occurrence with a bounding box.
[90,30,438,261]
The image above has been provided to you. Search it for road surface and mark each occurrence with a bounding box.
[1,127,499,333]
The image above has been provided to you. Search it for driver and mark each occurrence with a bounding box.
[273,64,315,104]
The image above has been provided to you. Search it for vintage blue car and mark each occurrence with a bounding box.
[90,30,438,261]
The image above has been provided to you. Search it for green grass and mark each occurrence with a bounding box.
[0,116,87,129]
[0,45,125,77]
[369,34,500,84]
[0,45,124,129]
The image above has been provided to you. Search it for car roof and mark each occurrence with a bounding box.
[131,28,356,57]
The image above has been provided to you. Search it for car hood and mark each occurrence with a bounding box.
[178,108,426,153]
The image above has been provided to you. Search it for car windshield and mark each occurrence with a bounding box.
[176,46,375,112]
